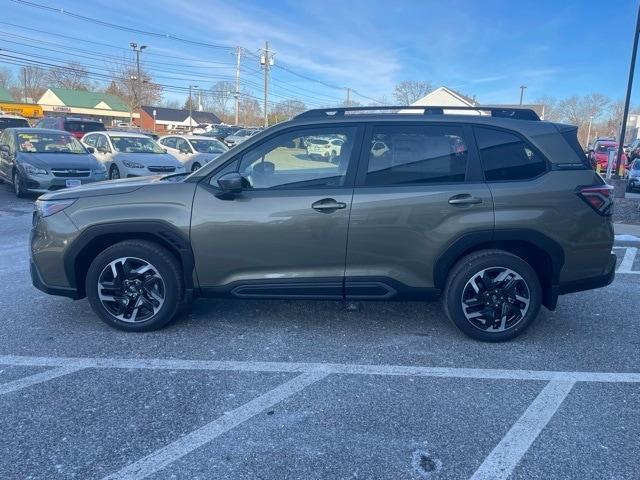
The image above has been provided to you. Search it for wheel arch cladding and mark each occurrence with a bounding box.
[433,229,564,310]
[64,221,195,298]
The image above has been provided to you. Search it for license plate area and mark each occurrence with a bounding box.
[65,179,81,188]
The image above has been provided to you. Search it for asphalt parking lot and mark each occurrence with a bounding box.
[1,183,639,480]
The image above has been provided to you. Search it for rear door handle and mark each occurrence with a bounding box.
[448,194,483,205]
[312,198,347,212]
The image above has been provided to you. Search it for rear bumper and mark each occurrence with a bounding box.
[30,259,80,299]
[557,253,616,295]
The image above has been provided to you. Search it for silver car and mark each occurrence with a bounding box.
[0,128,107,197]
[628,159,640,192]
[224,128,260,148]
[82,131,185,180]
[158,134,228,172]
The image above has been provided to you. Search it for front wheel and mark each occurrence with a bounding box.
[109,164,121,180]
[85,240,183,332]
[191,162,201,172]
[442,250,541,342]
[13,170,25,198]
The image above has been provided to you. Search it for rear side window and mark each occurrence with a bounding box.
[0,118,29,129]
[365,125,469,185]
[64,121,105,133]
[475,127,547,181]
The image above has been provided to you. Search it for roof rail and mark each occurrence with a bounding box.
[295,105,541,121]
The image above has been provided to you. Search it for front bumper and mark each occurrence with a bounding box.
[23,172,107,194]
[30,259,79,299]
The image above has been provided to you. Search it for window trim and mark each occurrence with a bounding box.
[203,123,365,191]
[354,121,482,188]
[471,125,550,183]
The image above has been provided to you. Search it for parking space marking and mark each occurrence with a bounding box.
[469,380,575,480]
[1,354,640,383]
[0,366,85,396]
[102,371,327,480]
[616,246,639,274]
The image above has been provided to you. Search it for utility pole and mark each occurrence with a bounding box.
[616,4,640,178]
[188,85,198,132]
[519,85,527,105]
[586,115,594,147]
[346,87,351,107]
[261,41,273,128]
[130,42,147,111]
[22,67,27,103]
[234,46,242,125]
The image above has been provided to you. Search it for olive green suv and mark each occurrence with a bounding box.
[30,106,616,341]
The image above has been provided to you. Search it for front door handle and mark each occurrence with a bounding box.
[312,198,347,212]
[448,194,483,205]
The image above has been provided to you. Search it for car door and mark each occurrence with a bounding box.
[94,134,115,168]
[0,130,9,180]
[160,136,179,155]
[344,123,494,298]
[190,124,363,297]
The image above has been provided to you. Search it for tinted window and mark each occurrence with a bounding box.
[83,134,97,146]
[365,125,468,186]
[161,137,177,149]
[0,118,30,130]
[475,127,547,181]
[64,121,105,133]
[238,127,357,189]
[175,138,191,153]
[95,135,110,152]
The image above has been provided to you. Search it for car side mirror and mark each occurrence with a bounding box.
[96,146,108,153]
[86,146,95,154]
[179,147,190,154]
[217,172,243,194]
[162,148,168,154]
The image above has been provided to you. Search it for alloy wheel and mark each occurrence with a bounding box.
[97,257,165,323]
[460,267,530,332]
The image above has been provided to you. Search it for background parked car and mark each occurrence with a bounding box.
[0,128,107,197]
[627,159,640,192]
[36,116,106,139]
[199,125,242,142]
[0,113,30,132]
[82,131,185,179]
[305,136,345,162]
[224,128,260,147]
[159,134,228,172]
[588,140,627,171]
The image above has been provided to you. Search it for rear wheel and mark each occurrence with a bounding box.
[442,250,541,342]
[85,240,183,332]
[109,164,121,180]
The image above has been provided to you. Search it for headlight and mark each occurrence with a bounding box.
[176,165,186,171]
[35,199,76,217]
[122,160,145,168]
[22,162,48,175]
[93,164,107,175]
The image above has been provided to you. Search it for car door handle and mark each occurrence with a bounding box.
[312,198,347,211]
[448,194,483,205]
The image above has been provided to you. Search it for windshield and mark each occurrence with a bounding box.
[17,132,87,154]
[0,118,30,130]
[64,121,105,133]
[596,143,617,153]
[235,129,253,137]
[110,136,165,154]
[190,139,228,153]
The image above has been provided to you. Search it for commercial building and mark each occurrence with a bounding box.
[37,88,136,126]
[136,106,221,133]
[0,87,43,119]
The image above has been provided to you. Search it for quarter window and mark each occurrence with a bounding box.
[475,127,547,181]
[237,127,357,189]
[364,125,469,185]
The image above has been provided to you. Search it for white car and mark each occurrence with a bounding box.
[305,136,345,162]
[224,128,260,148]
[158,134,228,172]
[82,131,185,180]
[190,123,213,135]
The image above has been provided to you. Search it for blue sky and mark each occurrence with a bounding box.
[1,0,638,106]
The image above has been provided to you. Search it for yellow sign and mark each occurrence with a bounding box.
[0,102,43,118]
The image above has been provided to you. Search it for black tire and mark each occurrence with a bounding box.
[13,170,25,198]
[442,249,542,342]
[85,240,183,332]
[109,164,121,180]
[191,162,202,172]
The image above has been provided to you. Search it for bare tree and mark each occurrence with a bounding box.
[160,98,181,109]
[12,66,48,102]
[202,81,235,120]
[0,67,13,89]
[272,99,307,120]
[393,80,434,105]
[107,60,163,115]
[556,94,611,145]
[535,95,560,121]
[46,62,91,91]
[238,95,262,126]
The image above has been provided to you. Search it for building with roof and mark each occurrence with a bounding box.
[0,87,43,119]
[36,88,136,125]
[136,105,221,133]
[409,86,545,119]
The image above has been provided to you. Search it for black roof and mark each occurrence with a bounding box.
[141,106,220,124]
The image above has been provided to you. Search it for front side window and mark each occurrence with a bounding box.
[175,138,191,153]
[475,127,547,181]
[237,127,357,189]
[95,135,110,152]
[190,138,227,153]
[161,137,177,149]
[110,136,164,154]
[365,125,468,186]
[83,134,97,147]
[17,132,86,154]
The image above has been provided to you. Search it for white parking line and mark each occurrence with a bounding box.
[102,371,327,480]
[617,247,639,274]
[469,380,574,480]
[1,355,640,383]
[0,366,85,396]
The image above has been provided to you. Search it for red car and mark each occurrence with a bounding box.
[35,116,106,139]
[589,140,627,171]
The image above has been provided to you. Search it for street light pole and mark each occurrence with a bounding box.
[519,85,527,105]
[188,85,198,132]
[130,42,147,119]
[616,4,640,178]
[586,115,594,147]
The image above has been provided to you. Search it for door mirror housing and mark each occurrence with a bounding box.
[217,171,243,194]
[86,146,95,154]
[97,146,109,154]
[179,147,190,154]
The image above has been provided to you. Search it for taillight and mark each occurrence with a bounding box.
[576,185,614,215]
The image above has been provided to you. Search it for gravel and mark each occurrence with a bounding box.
[614,197,640,225]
